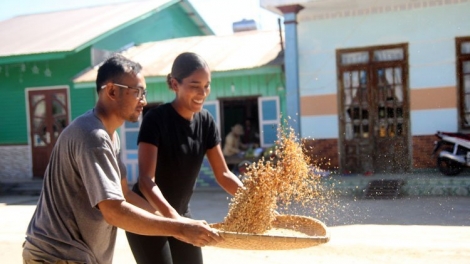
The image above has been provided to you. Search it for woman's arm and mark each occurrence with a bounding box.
[121,177,162,216]
[138,142,180,218]
[206,144,244,196]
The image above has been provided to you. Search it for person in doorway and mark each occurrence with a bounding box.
[125,52,244,264]
[222,123,246,157]
[22,54,222,264]
[241,118,259,146]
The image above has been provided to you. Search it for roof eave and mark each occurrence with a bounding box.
[178,0,215,35]
[0,0,211,61]
[0,51,70,65]
[74,65,283,85]
[211,65,283,78]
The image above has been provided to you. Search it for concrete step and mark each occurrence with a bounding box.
[0,180,43,196]
[2,170,470,197]
[325,171,470,197]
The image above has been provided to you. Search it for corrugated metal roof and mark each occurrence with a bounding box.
[74,30,284,82]
[0,0,212,58]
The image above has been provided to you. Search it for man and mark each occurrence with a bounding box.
[23,54,222,264]
[222,124,246,157]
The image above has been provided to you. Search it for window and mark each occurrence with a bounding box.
[338,44,407,140]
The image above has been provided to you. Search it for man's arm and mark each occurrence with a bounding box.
[97,199,222,247]
[118,176,220,246]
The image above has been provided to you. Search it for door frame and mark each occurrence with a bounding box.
[337,43,411,173]
[218,96,259,145]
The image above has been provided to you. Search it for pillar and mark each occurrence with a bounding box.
[277,4,304,136]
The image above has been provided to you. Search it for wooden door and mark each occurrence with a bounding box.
[338,44,410,174]
[28,89,69,178]
[340,68,375,173]
[372,66,409,172]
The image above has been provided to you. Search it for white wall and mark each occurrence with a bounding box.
[297,3,470,138]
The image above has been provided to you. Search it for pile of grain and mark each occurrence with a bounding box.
[263,228,309,237]
[220,123,325,234]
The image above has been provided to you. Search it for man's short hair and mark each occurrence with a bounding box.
[95,53,142,94]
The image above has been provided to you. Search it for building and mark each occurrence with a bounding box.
[0,0,286,187]
[0,0,212,179]
[261,0,470,174]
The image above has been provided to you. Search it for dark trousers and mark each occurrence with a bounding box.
[125,232,203,264]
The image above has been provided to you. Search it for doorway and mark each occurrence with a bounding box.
[219,96,260,146]
[28,88,69,178]
[337,44,411,174]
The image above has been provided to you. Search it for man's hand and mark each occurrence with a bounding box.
[173,217,223,247]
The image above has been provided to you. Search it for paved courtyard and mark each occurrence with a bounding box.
[1,191,469,264]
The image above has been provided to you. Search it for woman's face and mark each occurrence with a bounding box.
[172,67,211,118]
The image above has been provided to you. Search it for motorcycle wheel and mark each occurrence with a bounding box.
[437,156,463,176]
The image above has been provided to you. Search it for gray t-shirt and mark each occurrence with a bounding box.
[23,109,126,264]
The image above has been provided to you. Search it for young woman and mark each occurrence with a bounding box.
[126,52,244,264]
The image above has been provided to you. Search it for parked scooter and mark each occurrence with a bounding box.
[432,131,470,176]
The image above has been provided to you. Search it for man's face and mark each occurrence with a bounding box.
[116,72,147,122]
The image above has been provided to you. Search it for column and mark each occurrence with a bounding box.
[277,4,304,136]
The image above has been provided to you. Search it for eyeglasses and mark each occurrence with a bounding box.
[101,83,147,99]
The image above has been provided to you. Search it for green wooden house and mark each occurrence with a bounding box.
[74,30,286,187]
[0,0,213,180]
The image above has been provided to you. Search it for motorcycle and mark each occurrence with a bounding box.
[432,131,470,176]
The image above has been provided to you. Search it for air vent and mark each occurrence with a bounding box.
[363,179,404,199]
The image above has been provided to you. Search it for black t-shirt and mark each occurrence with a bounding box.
[133,103,221,215]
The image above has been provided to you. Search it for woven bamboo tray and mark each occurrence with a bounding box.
[210,215,330,250]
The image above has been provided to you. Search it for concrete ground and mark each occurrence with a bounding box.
[1,191,469,264]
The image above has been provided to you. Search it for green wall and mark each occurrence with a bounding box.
[0,48,93,144]
[144,67,286,115]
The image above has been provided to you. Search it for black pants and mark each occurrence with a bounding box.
[125,232,203,264]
